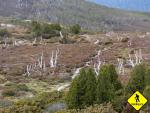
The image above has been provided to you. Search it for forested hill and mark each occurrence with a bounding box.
[0,0,150,31]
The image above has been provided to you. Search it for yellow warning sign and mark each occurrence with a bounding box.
[128,91,148,111]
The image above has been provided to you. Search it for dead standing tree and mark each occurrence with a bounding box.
[93,50,105,75]
[117,58,125,75]
[128,49,143,67]
[2,37,8,49]
[49,48,59,68]
[25,48,60,76]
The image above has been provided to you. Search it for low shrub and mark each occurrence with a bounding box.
[70,24,81,34]
[0,91,64,113]
[2,88,17,97]
[0,29,10,37]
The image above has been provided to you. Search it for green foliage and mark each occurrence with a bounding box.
[0,29,10,37]
[70,24,81,34]
[143,85,150,106]
[66,77,79,109]
[106,64,122,90]
[66,69,86,109]
[143,86,150,113]
[31,21,62,37]
[96,71,115,104]
[2,83,29,97]
[67,65,122,110]
[96,65,121,104]
[5,83,30,92]
[1,102,43,113]
[17,84,30,92]
[50,23,62,31]
[31,21,42,37]
[112,95,128,113]
[0,91,63,113]
[145,68,150,86]
[2,88,17,97]
[42,23,61,34]
[0,100,13,108]
[66,68,96,109]
[126,64,147,93]
[84,68,97,106]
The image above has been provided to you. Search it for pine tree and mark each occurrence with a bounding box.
[145,68,150,86]
[107,64,122,90]
[143,85,150,110]
[84,68,97,106]
[96,65,115,104]
[66,77,79,109]
[108,64,118,83]
[31,21,42,37]
[66,68,87,109]
[126,64,146,93]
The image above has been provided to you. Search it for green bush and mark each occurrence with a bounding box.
[2,89,17,97]
[5,83,29,92]
[17,84,30,92]
[42,23,61,38]
[66,68,96,109]
[0,29,10,37]
[0,91,64,113]
[70,24,81,34]
[126,64,147,93]
[31,21,61,38]
[143,85,150,106]
[0,100,13,108]
[31,21,42,37]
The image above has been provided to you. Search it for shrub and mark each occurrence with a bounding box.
[49,23,61,31]
[4,83,29,92]
[66,68,97,109]
[84,68,97,106]
[0,100,13,108]
[31,21,42,37]
[126,64,147,93]
[143,85,150,106]
[145,68,150,86]
[2,88,17,97]
[41,23,61,38]
[0,91,64,113]
[0,29,10,37]
[70,24,81,34]
[96,64,122,104]
[17,84,29,92]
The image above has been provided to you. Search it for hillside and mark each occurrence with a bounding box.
[0,0,150,113]
[0,0,150,31]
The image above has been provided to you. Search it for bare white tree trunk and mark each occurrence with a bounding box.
[128,49,143,67]
[49,48,59,68]
[26,65,32,76]
[93,50,105,75]
[32,38,37,45]
[38,52,44,69]
[40,36,43,44]
[2,38,8,49]
[50,51,54,67]
[117,58,125,75]
[59,31,63,39]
